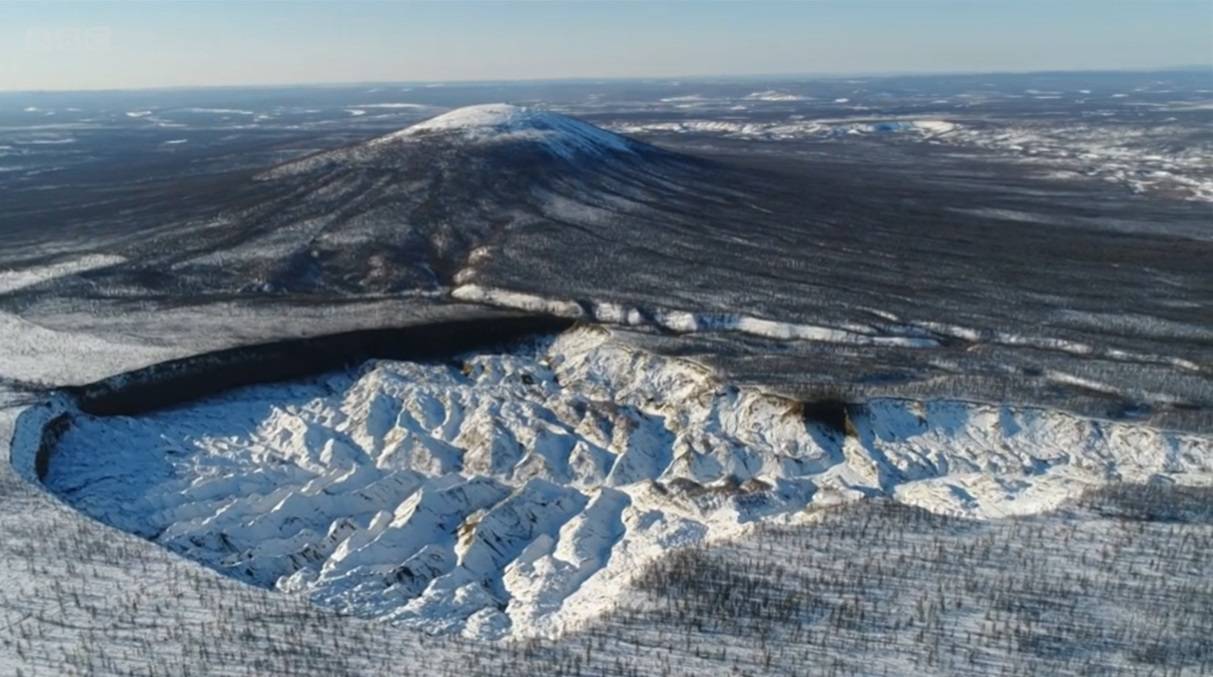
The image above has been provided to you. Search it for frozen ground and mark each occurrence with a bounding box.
[35,326,1213,640]
[608,113,1213,203]
[6,92,1211,433]
[585,485,1213,675]
[4,71,1211,431]
[1,70,1211,674]
[4,426,1212,675]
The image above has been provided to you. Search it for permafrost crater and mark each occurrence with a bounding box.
[36,325,1213,639]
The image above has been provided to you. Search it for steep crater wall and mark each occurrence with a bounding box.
[16,314,572,482]
[65,314,575,417]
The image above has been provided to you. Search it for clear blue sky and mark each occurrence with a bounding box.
[1,0,1210,91]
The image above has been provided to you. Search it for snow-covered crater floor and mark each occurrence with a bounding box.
[43,326,1213,640]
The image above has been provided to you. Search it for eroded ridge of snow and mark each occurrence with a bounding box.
[44,327,1213,639]
[380,103,636,158]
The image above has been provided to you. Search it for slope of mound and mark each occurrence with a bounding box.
[59,105,720,298]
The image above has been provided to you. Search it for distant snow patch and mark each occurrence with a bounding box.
[659,95,708,103]
[180,107,256,115]
[912,119,956,134]
[610,116,957,141]
[351,103,431,110]
[744,90,806,102]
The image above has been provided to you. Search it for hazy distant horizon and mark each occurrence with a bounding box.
[6,66,1208,97]
[2,0,1210,92]
[2,64,1211,95]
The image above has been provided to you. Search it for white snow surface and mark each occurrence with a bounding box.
[382,103,635,158]
[0,255,185,384]
[609,116,958,142]
[264,104,639,179]
[0,253,125,295]
[43,326,1213,640]
[744,90,808,102]
[451,283,939,348]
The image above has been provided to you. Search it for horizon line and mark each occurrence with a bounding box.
[3,64,1209,96]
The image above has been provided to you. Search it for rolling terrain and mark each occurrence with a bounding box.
[4,90,1212,430]
[1,71,1211,674]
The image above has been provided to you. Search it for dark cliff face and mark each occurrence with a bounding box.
[77,104,730,297]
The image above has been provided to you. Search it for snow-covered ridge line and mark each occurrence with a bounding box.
[38,325,1213,640]
[376,103,637,158]
[454,284,1206,378]
[8,393,73,484]
[0,254,126,295]
[260,104,643,179]
[451,284,939,348]
[913,321,1205,374]
[64,314,574,416]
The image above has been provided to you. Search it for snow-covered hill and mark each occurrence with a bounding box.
[40,103,716,299]
[41,326,1213,639]
[384,103,638,158]
[11,104,1210,434]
